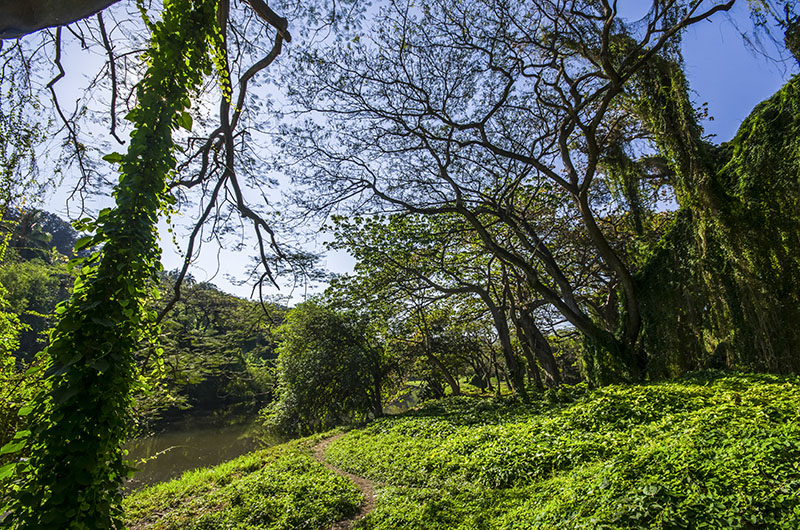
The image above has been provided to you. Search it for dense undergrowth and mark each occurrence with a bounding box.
[331,372,800,529]
[125,372,800,529]
[123,435,361,530]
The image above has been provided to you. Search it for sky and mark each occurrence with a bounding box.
[41,0,798,302]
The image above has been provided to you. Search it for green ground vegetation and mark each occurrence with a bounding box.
[123,434,361,530]
[125,372,800,529]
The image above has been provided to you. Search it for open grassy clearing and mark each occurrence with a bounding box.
[124,372,800,529]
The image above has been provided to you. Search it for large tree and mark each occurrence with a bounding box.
[264,300,390,435]
[277,0,800,381]
[0,0,298,527]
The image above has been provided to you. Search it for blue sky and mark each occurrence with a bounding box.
[42,1,798,301]
[682,3,797,142]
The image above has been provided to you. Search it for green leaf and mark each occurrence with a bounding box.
[51,385,79,404]
[102,152,125,163]
[177,111,193,131]
[0,462,15,480]
[0,440,26,455]
[74,236,94,252]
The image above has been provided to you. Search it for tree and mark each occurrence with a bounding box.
[264,300,390,435]
[327,212,564,396]
[277,0,800,382]
[0,0,329,524]
[2,1,229,527]
[630,39,800,375]
[143,276,281,423]
[0,226,40,480]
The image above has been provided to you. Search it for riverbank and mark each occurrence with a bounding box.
[124,433,361,529]
[124,371,800,529]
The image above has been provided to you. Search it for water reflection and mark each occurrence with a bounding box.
[124,417,261,492]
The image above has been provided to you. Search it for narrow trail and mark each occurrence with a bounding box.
[312,433,378,530]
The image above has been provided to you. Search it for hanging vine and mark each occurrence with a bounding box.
[629,38,800,377]
[2,0,220,527]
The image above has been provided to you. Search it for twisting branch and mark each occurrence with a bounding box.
[97,12,125,144]
[247,0,292,42]
[46,27,91,191]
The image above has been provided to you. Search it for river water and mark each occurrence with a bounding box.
[124,417,264,492]
[124,393,421,492]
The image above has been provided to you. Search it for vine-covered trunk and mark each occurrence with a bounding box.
[8,2,218,528]
[634,45,800,377]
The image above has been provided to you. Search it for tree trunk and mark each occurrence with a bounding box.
[10,3,217,527]
[512,319,544,391]
[516,309,563,388]
[481,294,527,399]
[576,193,645,377]
[426,352,460,396]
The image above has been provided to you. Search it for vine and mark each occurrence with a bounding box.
[2,1,220,528]
[630,43,800,377]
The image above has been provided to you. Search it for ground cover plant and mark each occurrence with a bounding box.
[122,372,800,529]
[323,372,800,529]
[123,435,362,530]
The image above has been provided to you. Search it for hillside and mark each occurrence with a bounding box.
[124,372,800,529]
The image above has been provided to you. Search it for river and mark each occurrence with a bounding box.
[124,416,267,492]
[124,392,420,492]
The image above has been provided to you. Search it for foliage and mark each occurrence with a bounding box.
[0,226,43,476]
[634,67,800,376]
[123,374,800,529]
[1,1,222,527]
[326,213,553,397]
[276,0,758,382]
[123,435,362,530]
[5,209,80,261]
[262,300,390,435]
[138,277,280,424]
[0,212,279,427]
[321,373,800,529]
[0,252,73,361]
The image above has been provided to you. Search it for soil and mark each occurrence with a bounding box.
[311,433,379,530]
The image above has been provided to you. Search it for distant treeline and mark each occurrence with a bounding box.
[0,209,285,438]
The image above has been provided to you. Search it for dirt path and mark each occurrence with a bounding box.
[312,433,378,530]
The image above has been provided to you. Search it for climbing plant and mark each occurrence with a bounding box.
[629,21,800,376]
[1,0,223,527]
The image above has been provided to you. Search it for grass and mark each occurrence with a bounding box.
[123,433,362,530]
[124,371,800,529]
[325,372,800,529]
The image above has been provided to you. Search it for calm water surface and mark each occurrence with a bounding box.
[124,394,421,493]
[124,417,263,492]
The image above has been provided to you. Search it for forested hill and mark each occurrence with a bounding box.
[0,209,283,431]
